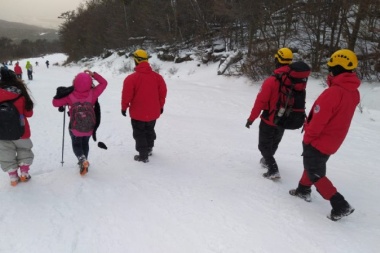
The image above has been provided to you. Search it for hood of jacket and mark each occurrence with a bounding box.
[0,86,21,102]
[329,72,360,91]
[73,73,92,92]
[134,62,153,74]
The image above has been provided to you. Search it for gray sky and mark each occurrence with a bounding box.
[0,0,85,29]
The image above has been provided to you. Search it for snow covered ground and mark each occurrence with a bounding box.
[1,53,379,253]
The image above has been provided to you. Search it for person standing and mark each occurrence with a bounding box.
[245,47,293,179]
[0,68,34,186]
[121,49,167,163]
[289,49,360,221]
[46,60,49,68]
[26,61,33,80]
[14,62,23,79]
[52,70,108,175]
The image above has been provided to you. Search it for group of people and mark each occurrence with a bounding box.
[0,48,359,221]
[13,61,34,80]
[246,47,360,221]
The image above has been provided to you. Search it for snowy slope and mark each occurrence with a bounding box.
[0,53,379,253]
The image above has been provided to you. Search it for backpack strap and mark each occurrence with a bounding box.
[4,94,22,104]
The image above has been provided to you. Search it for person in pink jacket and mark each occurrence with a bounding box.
[289,49,360,221]
[121,49,167,163]
[52,70,108,175]
[0,67,34,186]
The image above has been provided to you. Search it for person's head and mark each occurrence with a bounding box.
[327,49,358,76]
[274,47,293,68]
[0,67,34,110]
[1,67,17,82]
[131,49,149,66]
[73,72,93,92]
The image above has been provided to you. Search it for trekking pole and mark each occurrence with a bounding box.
[61,106,66,166]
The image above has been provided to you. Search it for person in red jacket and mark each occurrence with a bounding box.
[14,62,23,79]
[245,47,293,179]
[289,49,360,221]
[52,70,108,175]
[121,49,167,163]
[0,67,34,186]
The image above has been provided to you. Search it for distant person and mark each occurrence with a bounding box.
[121,49,167,163]
[289,49,360,221]
[52,70,108,176]
[25,61,33,80]
[0,67,34,186]
[45,60,49,68]
[14,62,23,79]
[35,61,39,67]
[245,47,293,180]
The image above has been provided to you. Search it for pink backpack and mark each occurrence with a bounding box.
[69,91,95,136]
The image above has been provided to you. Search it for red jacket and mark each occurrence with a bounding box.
[14,63,22,75]
[248,65,290,126]
[0,88,33,138]
[303,72,360,155]
[121,62,167,121]
[52,72,108,136]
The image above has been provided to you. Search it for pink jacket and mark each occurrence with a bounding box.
[52,72,107,136]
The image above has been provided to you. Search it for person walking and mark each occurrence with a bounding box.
[289,49,360,221]
[14,62,23,79]
[0,67,34,186]
[25,61,33,80]
[245,47,293,180]
[52,70,108,175]
[46,60,49,68]
[121,49,167,163]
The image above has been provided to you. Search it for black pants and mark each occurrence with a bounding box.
[27,70,33,80]
[131,119,156,157]
[302,142,330,182]
[70,130,90,161]
[258,120,285,170]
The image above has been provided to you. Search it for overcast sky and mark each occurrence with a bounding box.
[0,0,85,29]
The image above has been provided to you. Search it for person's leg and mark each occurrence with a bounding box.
[145,120,156,155]
[131,119,149,161]
[70,131,86,161]
[15,139,34,181]
[258,120,280,178]
[0,141,19,185]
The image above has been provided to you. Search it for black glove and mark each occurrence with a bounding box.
[58,106,65,112]
[121,110,126,117]
[245,120,253,129]
[161,108,164,114]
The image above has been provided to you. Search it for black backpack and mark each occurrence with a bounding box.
[0,95,25,140]
[273,61,311,130]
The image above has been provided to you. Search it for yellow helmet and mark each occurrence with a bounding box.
[274,47,293,64]
[327,49,358,70]
[132,49,149,63]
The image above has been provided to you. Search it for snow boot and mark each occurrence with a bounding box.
[327,192,355,221]
[19,165,31,182]
[78,155,89,176]
[134,153,149,163]
[289,184,312,202]
[8,170,20,187]
[262,158,280,180]
[148,148,153,156]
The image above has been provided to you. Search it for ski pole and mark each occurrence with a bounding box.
[61,106,66,166]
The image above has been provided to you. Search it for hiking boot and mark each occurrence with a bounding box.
[134,155,149,163]
[328,192,355,221]
[259,157,268,169]
[80,160,89,176]
[19,165,31,182]
[289,188,311,202]
[20,174,31,182]
[8,170,20,187]
[263,170,281,180]
[148,148,153,156]
[327,204,355,221]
